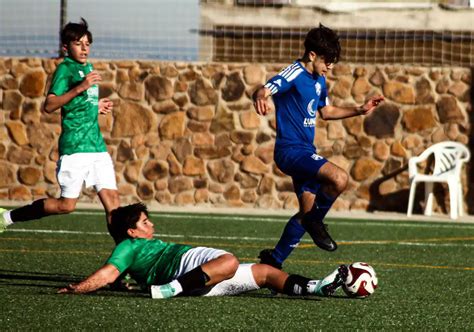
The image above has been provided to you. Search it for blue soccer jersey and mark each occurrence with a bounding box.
[264,61,328,150]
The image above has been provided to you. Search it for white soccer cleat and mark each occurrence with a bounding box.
[308,265,349,297]
[151,284,177,299]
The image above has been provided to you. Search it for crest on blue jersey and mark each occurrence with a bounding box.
[315,82,321,96]
[307,99,316,117]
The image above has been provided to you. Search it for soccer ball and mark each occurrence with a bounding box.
[342,262,378,298]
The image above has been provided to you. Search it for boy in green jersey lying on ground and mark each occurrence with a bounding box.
[58,203,349,299]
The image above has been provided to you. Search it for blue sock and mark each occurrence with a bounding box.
[272,215,306,264]
[310,190,336,222]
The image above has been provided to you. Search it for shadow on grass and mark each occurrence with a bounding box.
[237,292,350,301]
[0,269,83,283]
[0,269,151,296]
[0,270,354,301]
[240,293,320,301]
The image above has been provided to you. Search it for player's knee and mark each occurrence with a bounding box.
[59,205,75,214]
[57,201,76,214]
[332,170,348,195]
[110,191,120,206]
[260,263,276,280]
[221,254,239,278]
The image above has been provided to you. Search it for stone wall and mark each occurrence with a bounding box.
[0,58,472,214]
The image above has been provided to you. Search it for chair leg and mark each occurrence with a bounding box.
[424,182,434,216]
[407,181,417,217]
[457,181,464,217]
[447,180,458,220]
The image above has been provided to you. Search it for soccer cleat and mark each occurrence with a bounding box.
[0,208,8,233]
[309,265,349,297]
[301,218,337,252]
[258,249,282,270]
[151,284,177,299]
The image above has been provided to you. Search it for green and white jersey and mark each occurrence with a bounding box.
[106,238,192,287]
[48,56,106,156]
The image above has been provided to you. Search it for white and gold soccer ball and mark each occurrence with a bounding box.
[342,262,378,298]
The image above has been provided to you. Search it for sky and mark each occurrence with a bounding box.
[0,0,200,60]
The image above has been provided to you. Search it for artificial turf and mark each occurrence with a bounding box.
[0,210,473,330]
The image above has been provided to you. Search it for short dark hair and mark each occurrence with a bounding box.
[61,17,93,45]
[110,203,149,242]
[304,24,341,63]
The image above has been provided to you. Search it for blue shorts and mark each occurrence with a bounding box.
[274,146,328,197]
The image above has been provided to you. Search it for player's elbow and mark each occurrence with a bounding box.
[43,95,60,113]
[318,107,331,120]
[42,101,55,113]
[100,265,121,285]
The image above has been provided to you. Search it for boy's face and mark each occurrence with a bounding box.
[311,52,334,77]
[127,212,155,239]
[65,34,90,64]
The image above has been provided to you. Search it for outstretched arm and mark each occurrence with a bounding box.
[252,86,272,116]
[318,95,384,120]
[58,264,121,294]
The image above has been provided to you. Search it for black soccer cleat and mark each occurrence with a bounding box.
[301,218,337,252]
[258,249,282,270]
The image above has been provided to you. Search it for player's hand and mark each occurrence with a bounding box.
[252,86,272,116]
[99,98,113,115]
[57,284,77,294]
[359,95,384,115]
[78,71,102,92]
[253,97,271,116]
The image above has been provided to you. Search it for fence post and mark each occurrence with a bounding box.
[59,0,68,57]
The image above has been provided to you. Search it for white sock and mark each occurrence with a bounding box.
[306,279,321,294]
[2,211,14,225]
[168,279,183,295]
[203,264,259,297]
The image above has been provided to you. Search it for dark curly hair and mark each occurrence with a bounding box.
[61,17,93,45]
[304,24,341,64]
[110,203,149,243]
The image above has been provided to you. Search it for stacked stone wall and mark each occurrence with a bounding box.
[0,58,471,214]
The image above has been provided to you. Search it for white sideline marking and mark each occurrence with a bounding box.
[10,229,109,236]
[8,228,287,242]
[7,229,474,247]
[398,242,474,247]
[71,211,474,229]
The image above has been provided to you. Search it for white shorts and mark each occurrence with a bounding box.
[56,152,117,199]
[174,247,259,297]
[174,247,229,278]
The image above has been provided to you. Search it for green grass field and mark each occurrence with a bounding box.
[1,210,473,330]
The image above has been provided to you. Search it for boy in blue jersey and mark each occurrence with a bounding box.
[58,203,349,299]
[253,24,384,268]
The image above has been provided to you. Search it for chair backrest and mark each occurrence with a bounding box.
[424,141,471,176]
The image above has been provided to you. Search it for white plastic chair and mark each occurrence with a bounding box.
[407,141,470,219]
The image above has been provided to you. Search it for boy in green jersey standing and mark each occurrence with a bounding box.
[0,18,120,238]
